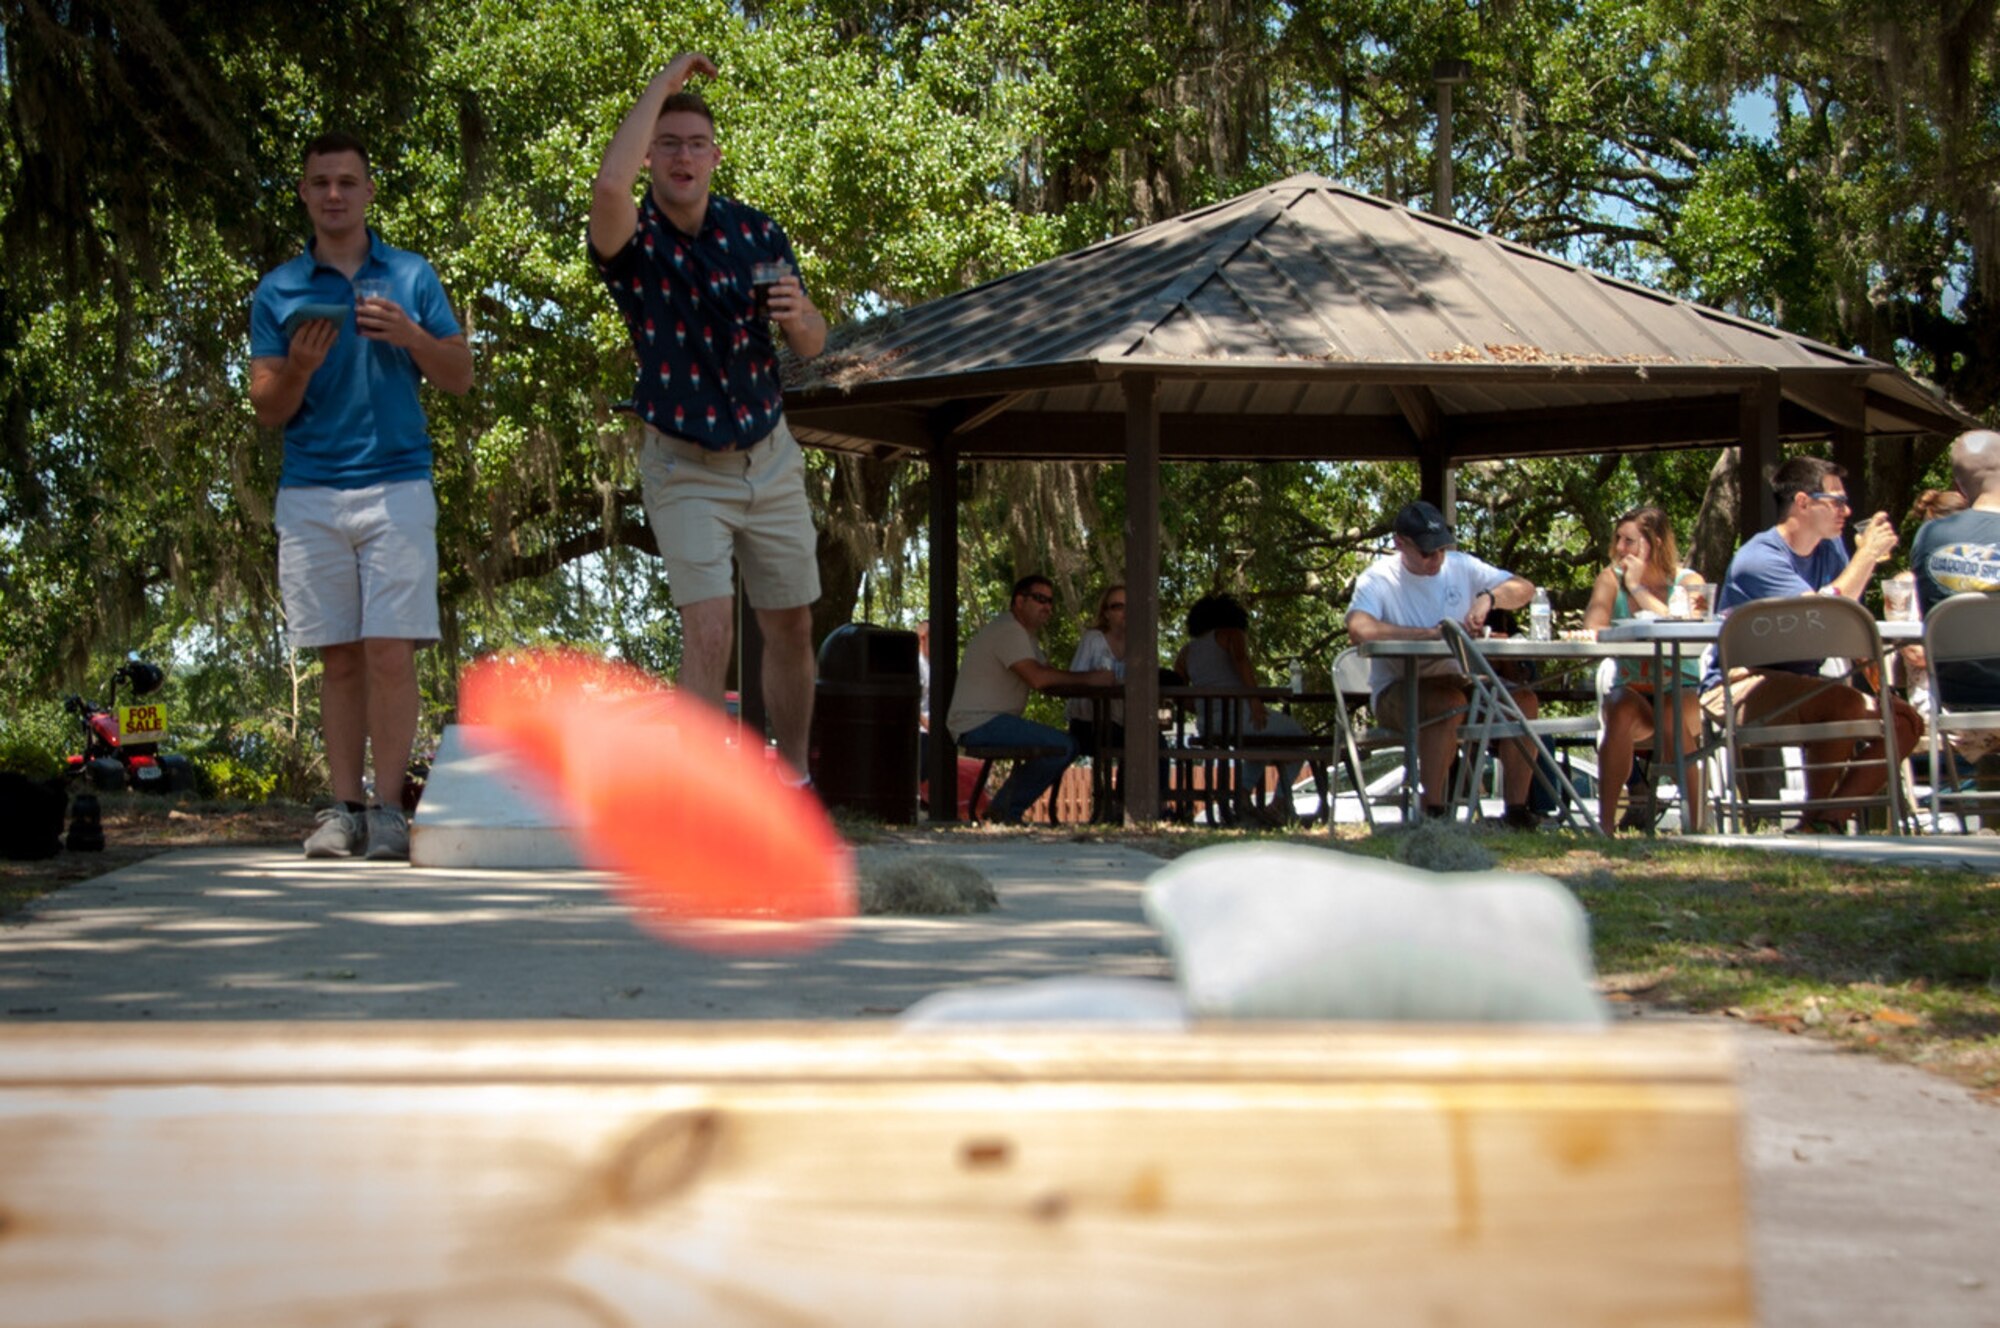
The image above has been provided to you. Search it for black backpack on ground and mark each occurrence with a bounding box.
[0,772,67,861]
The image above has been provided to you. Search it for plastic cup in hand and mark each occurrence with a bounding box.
[751,259,792,320]
[353,277,393,308]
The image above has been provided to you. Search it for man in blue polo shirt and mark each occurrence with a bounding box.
[1702,454,1922,833]
[249,132,473,860]
[591,52,829,781]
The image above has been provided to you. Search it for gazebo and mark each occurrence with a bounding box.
[784,173,1974,822]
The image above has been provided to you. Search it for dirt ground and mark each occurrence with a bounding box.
[0,794,322,915]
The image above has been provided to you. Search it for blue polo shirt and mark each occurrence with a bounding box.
[250,230,460,489]
[1702,527,1851,690]
[591,191,796,450]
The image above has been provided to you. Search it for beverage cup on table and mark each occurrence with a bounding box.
[1883,575,1916,622]
[751,259,793,320]
[1689,582,1717,620]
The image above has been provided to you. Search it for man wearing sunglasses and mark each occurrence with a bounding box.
[947,575,1118,824]
[591,52,828,780]
[1702,455,1922,831]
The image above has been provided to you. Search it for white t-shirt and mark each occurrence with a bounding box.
[946,614,1044,740]
[1065,628,1124,725]
[1348,550,1514,701]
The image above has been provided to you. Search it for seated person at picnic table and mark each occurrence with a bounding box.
[1066,584,1128,755]
[1910,429,2000,783]
[1702,455,1923,834]
[946,574,1117,824]
[1343,500,1547,829]
[1174,592,1309,826]
[1891,488,1966,734]
[1581,506,1707,834]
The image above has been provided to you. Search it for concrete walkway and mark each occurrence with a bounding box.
[2,837,1995,1326]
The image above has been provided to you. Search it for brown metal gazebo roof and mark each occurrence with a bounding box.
[789,172,1967,462]
[782,173,1972,823]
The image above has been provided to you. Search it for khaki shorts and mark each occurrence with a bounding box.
[1374,676,1469,733]
[1700,668,1862,726]
[638,418,821,609]
[1701,667,1924,739]
[275,479,439,649]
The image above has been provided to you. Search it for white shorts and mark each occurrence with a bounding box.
[638,418,822,609]
[275,479,439,649]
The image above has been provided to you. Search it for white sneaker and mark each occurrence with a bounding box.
[304,805,366,858]
[363,805,410,861]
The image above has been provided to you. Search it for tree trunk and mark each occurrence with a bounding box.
[812,455,906,645]
[1687,448,1742,582]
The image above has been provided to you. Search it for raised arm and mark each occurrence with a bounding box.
[590,53,716,259]
[1830,512,1898,601]
[1581,565,1623,631]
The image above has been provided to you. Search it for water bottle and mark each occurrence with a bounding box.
[1289,659,1304,694]
[1528,587,1552,642]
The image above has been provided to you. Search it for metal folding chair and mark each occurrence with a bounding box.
[1436,621,1602,833]
[1711,595,1910,835]
[1330,648,1400,828]
[1918,592,2000,832]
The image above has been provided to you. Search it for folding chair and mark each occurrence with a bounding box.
[1437,621,1603,833]
[1330,648,1404,828]
[1918,592,2000,832]
[1711,595,1910,835]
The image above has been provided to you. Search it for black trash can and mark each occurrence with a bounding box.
[809,624,921,823]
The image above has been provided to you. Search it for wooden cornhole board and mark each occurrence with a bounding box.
[0,1022,1752,1326]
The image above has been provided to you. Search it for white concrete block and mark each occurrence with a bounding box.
[409,725,585,869]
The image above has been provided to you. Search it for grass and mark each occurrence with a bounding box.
[1317,823,2000,1099]
[915,816,2000,1097]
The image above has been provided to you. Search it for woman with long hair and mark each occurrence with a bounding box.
[1067,584,1128,750]
[1581,506,1706,833]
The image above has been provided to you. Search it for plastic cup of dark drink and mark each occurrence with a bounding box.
[751,259,791,320]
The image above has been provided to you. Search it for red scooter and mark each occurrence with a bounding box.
[64,658,194,794]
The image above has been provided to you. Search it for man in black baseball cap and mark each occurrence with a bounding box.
[1345,498,1545,828]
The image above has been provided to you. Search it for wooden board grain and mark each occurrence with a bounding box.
[0,1023,1752,1327]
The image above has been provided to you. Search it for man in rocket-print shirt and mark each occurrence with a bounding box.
[591,52,828,781]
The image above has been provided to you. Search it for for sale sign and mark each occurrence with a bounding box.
[119,704,167,744]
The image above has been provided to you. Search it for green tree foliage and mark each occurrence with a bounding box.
[2,0,1990,785]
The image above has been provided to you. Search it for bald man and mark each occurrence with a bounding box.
[1911,429,2000,719]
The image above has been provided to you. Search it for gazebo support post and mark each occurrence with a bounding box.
[1418,447,1454,515]
[927,426,962,822]
[1737,375,1781,542]
[1121,372,1162,824]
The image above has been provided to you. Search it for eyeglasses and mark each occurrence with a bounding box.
[1810,491,1853,508]
[651,137,714,158]
[1025,592,1055,606]
[1105,601,1127,611]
